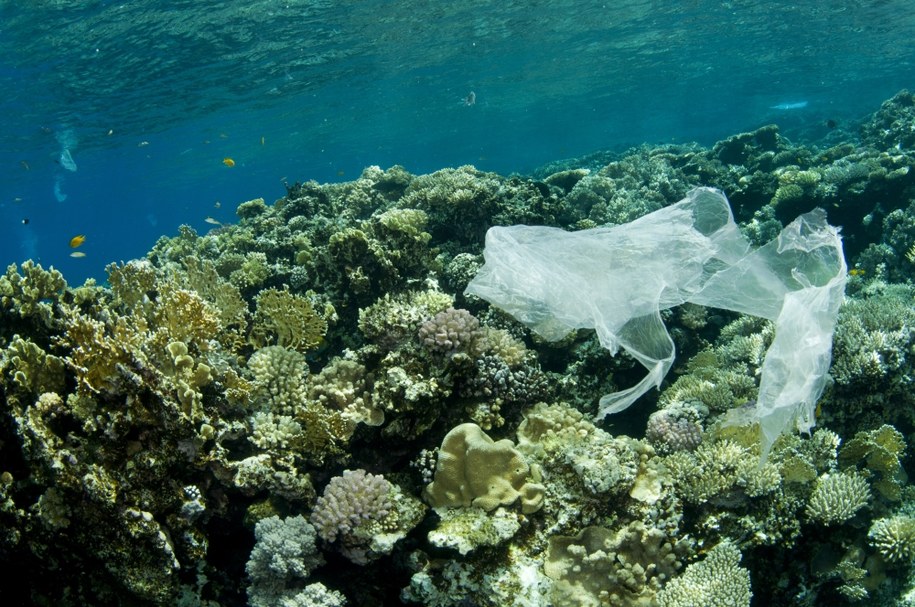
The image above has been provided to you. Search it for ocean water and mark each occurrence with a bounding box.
[2,0,914,285]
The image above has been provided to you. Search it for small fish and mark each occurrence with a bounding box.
[107,129,114,136]
[825,119,837,129]
[770,101,808,110]
[260,136,265,146]
[222,157,235,167]
[21,218,29,225]
[336,169,345,177]
[14,197,22,203]
[20,160,30,171]
[69,234,86,248]
[138,141,149,147]
[464,91,476,106]
[219,133,228,139]
[204,216,223,226]
[214,201,221,209]
[70,251,86,258]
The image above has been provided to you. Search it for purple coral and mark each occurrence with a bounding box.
[418,307,481,355]
[310,469,392,543]
[645,409,703,454]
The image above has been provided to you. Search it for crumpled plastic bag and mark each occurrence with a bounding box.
[466,187,846,457]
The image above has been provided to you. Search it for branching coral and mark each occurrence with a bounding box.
[805,472,871,525]
[656,542,752,607]
[868,515,915,564]
[0,261,66,327]
[247,345,309,414]
[251,287,327,352]
[311,469,424,564]
[545,522,691,607]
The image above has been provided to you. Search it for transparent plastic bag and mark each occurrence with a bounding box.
[466,187,846,456]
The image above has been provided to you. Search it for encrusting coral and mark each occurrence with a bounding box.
[424,422,545,514]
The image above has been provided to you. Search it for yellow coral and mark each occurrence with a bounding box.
[59,308,145,395]
[0,261,66,325]
[153,286,220,349]
[424,423,544,514]
[106,259,157,310]
[251,288,326,352]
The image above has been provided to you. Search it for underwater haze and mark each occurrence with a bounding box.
[1,0,914,284]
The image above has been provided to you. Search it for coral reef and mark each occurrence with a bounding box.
[4,90,915,606]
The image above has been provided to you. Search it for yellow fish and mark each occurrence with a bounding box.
[69,234,86,248]
[222,157,235,167]
[70,251,86,258]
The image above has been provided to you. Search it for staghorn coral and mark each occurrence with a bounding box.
[248,412,302,451]
[311,469,392,543]
[358,287,453,349]
[247,345,309,415]
[645,405,703,454]
[663,438,780,505]
[308,357,382,427]
[245,514,340,607]
[418,307,483,357]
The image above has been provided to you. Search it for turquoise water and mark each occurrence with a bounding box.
[1,0,914,284]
